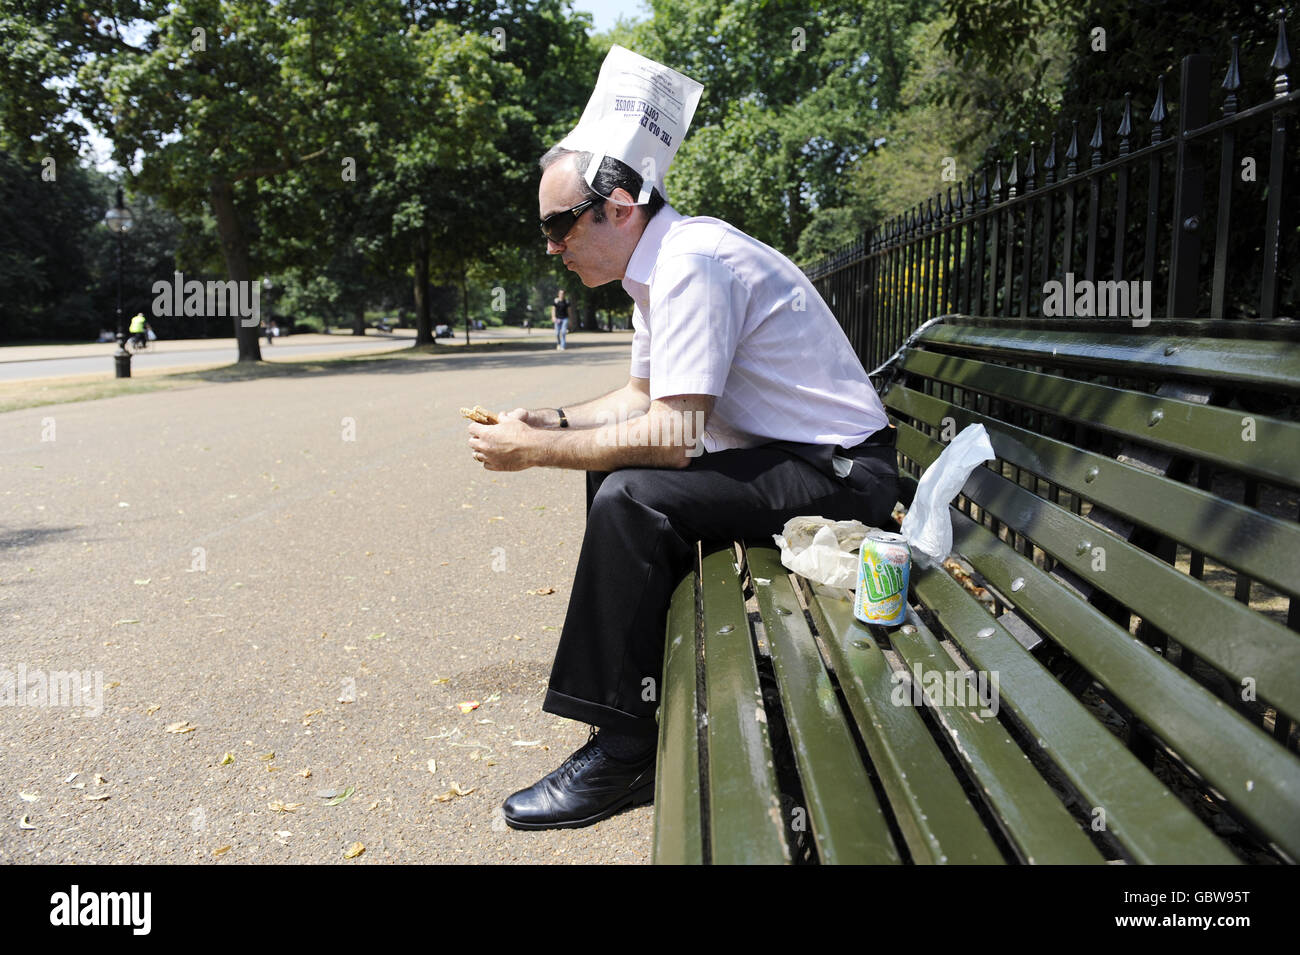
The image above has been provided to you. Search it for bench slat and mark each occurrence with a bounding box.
[945,508,1300,858]
[897,346,1300,488]
[908,558,1240,863]
[652,567,704,865]
[889,413,1300,721]
[885,615,1107,863]
[918,323,1300,397]
[745,547,902,864]
[699,548,790,864]
[886,382,1300,597]
[801,585,1006,863]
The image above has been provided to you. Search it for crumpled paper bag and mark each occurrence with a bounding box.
[773,516,872,589]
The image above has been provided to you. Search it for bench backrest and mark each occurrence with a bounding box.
[880,316,1300,860]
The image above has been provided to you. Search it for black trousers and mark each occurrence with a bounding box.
[541,429,900,738]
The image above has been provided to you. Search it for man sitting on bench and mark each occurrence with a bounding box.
[465,48,898,830]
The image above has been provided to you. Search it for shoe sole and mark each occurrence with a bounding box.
[502,780,655,831]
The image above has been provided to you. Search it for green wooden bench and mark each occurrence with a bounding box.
[652,316,1300,864]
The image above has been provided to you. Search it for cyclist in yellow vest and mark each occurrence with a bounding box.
[128,313,148,348]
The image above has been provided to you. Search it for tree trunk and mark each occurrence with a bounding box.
[413,232,433,345]
[352,304,366,335]
[209,176,262,362]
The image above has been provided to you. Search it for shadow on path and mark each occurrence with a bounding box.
[173,340,628,385]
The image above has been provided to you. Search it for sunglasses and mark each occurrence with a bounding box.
[540,198,597,243]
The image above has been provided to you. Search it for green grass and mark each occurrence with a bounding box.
[0,376,180,413]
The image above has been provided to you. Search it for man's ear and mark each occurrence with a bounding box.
[608,187,638,222]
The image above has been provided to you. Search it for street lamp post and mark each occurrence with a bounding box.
[103,187,135,378]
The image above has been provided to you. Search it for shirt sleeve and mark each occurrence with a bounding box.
[629,302,650,379]
[646,252,749,400]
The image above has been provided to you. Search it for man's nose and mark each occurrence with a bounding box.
[546,238,565,255]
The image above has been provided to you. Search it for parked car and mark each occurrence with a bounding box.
[435,324,453,338]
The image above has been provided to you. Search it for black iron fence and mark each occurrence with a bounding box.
[806,12,1298,373]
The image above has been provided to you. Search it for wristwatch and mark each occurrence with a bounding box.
[555,408,569,429]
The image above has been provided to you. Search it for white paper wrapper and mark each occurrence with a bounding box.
[773,517,873,589]
[899,423,996,565]
[557,45,704,203]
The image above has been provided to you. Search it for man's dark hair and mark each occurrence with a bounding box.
[538,146,665,223]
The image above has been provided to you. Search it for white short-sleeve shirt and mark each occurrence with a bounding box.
[621,204,889,453]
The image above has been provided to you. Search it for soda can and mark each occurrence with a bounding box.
[854,531,911,626]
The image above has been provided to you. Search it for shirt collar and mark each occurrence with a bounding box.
[622,203,684,290]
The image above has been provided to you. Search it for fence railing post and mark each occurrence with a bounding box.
[1168,54,1212,318]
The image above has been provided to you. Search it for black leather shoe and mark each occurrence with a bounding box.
[502,729,655,830]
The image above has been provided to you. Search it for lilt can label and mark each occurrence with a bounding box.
[854,531,911,626]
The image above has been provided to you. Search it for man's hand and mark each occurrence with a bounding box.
[467,412,537,471]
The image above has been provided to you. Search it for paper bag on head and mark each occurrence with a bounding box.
[557,45,704,204]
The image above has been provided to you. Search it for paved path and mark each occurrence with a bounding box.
[0,337,653,864]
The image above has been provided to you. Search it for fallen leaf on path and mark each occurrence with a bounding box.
[258,752,275,761]
[83,793,110,802]
[145,704,161,715]
[324,786,355,807]
[458,701,480,714]
[220,753,234,765]
[431,677,449,685]
[267,801,303,813]
[431,784,475,803]
[212,845,231,858]
[164,721,197,734]
[526,587,556,595]
[343,842,365,859]
[133,578,150,585]
[296,769,312,778]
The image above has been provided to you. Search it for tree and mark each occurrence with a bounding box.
[76,1,420,359]
[620,0,941,253]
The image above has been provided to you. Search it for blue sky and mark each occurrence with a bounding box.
[572,0,651,33]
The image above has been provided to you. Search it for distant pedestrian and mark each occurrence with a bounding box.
[552,289,570,350]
